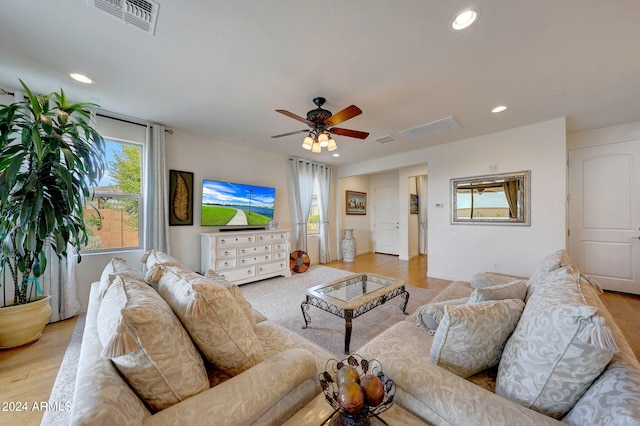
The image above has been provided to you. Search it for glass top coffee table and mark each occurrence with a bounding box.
[301,273,409,354]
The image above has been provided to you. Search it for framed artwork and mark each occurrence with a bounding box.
[169,170,194,226]
[410,194,419,214]
[346,190,367,215]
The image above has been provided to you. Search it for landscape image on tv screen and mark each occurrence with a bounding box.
[201,180,276,226]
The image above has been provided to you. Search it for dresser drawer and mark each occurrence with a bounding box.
[216,235,255,246]
[257,232,288,243]
[218,267,255,282]
[272,251,288,261]
[216,258,237,270]
[272,243,288,251]
[216,248,237,259]
[257,261,288,276]
[238,245,271,256]
[238,254,272,266]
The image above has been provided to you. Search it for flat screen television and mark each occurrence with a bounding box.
[201,179,276,227]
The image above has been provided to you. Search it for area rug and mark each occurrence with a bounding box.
[41,312,86,426]
[241,265,438,357]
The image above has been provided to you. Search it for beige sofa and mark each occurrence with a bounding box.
[359,250,640,425]
[71,251,335,426]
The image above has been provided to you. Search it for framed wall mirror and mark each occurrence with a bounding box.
[451,170,531,225]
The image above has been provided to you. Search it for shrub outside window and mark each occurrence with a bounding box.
[83,139,143,251]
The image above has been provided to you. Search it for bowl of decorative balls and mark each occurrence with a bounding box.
[319,354,395,426]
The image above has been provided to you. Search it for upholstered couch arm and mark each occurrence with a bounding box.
[379,352,563,426]
[145,348,318,426]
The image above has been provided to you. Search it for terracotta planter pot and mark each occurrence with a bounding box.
[0,295,52,349]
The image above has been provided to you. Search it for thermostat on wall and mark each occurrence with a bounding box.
[435,203,444,208]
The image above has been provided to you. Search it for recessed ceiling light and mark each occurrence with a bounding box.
[492,105,508,113]
[332,153,340,157]
[451,9,478,31]
[70,73,94,84]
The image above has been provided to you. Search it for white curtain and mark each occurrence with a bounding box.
[416,175,428,254]
[289,159,315,252]
[316,164,333,264]
[38,243,81,323]
[144,124,170,253]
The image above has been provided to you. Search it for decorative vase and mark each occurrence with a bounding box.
[341,229,357,262]
[0,295,52,349]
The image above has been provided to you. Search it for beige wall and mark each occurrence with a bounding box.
[337,118,568,281]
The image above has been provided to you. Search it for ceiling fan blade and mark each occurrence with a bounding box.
[329,127,370,139]
[326,105,362,126]
[276,109,313,126]
[271,129,309,138]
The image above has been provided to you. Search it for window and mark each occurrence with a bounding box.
[307,186,320,235]
[83,138,143,251]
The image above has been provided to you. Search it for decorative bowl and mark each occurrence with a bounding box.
[319,354,395,426]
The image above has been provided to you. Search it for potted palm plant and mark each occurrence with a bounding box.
[0,80,105,348]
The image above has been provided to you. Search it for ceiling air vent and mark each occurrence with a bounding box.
[375,135,397,144]
[400,116,461,140]
[90,0,159,35]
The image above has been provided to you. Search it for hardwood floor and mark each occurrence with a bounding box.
[0,316,77,426]
[0,252,637,426]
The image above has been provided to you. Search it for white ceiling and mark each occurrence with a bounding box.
[1,1,639,166]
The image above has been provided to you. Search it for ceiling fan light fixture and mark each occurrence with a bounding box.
[311,141,322,153]
[451,8,478,31]
[327,138,337,151]
[302,135,313,150]
[318,133,329,147]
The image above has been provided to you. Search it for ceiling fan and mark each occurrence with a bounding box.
[271,97,369,153]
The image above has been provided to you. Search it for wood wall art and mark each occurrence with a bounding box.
[169,170,194,225]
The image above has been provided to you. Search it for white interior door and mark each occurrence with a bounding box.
[568,140,640,294]
[374,176,399,255]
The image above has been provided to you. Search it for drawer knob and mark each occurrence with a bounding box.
[221,239,226,244]
[224,262,229,267]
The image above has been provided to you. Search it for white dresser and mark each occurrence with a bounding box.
[200,229,292,285]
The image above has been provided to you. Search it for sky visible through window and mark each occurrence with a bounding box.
[456,191,509,208]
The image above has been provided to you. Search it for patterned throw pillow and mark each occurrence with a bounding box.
[97,275,209,411]
[496,277,617,419]
[526,249,573,287]
[468,279,527,303]
[416,297,469,333]
[430,299,525,378]
[205,269,260,328]
[154,265,264,376]
[98,257,145,300]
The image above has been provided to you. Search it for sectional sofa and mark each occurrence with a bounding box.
[71,251,335,425]
[359,250,640,425]
[70,249,640,425]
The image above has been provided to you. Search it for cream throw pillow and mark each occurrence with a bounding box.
[97,275,209,411]
[430,299,524,378]
[526,249,574,287]
[98,257,145,300]
[154,265,264,376]
[416,297,468,333]
[496,277,617,418]
[468,279,527,303]
[204,269,258,328]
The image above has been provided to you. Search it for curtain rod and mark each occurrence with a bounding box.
[96,112,173,134]
[289,157,331,168]
[0,89,173,134]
